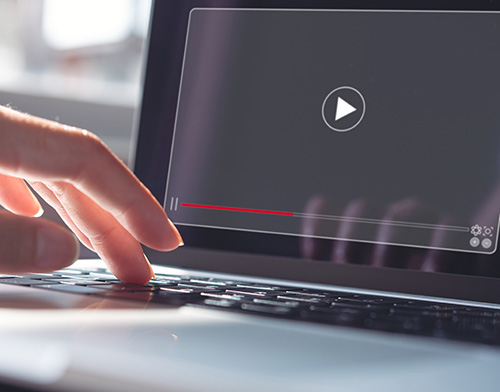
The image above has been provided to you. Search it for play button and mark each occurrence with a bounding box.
[335,97,357,121]
[322,86,366,132]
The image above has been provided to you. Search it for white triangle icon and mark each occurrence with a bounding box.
[335,97,357,121]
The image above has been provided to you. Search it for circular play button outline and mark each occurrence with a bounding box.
[321,86,366,132]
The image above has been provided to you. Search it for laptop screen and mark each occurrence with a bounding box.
[135,0,500,302]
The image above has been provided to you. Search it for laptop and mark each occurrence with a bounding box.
[2,1,500,391]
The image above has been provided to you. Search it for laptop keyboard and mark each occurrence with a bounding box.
[1,267,500,346]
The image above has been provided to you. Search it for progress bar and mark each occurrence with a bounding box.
[181,203,294,216]
[178,201,470,232]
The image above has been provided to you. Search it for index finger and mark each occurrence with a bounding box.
[0,106,182,251]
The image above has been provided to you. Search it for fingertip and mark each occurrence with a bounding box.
[100,246,155,285]
[35,225,80,270]
[145,254,156,280]
[0,196,44,218]
[144,217,184,251]
[117,260,154,285]
[167,218,184,248]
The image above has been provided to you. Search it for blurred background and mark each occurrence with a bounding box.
[0,0,152,257]
[0,0,151,160]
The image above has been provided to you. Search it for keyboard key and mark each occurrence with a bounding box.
[226,289,269,296]
[241,303,295,315]
[59,280,114,286]
[87,283,158,292]
[203,299,239,308]
[151,290,203,305]
[200,292,244,301]
[330,299,393,310]
[36,284,105,295]
[21,274,70,280]
[0,279,53,286]
[236,284,283,291]
[276,295,323,303]
[190,279,230,286]
[152,275,182,281]
[178,283,221,290]
[334,295,398,305]
[52,269,90,276]
[285,290,327,298]
[253,298,301,307]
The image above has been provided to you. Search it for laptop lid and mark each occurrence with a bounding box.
[132,0,500,304]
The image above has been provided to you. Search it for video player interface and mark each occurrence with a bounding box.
[165,9,500,255]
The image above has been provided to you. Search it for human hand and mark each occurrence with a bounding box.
[0,105,182,284]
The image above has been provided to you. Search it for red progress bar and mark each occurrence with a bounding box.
[181,203,294,216]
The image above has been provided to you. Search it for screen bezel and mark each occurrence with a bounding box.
[133,0,500,304]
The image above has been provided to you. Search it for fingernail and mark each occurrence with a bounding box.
[168,218,184,248]
[34,204,44,218]
[36,227,80,269]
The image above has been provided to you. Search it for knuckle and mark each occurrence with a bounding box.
[77,130,107,156]
[69,130,111,183]
[88,225,120,248]
[45,181,66,198]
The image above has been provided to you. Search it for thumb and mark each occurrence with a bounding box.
[0,211,79,274]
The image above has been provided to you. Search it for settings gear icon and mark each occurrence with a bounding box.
[470,224,482,237]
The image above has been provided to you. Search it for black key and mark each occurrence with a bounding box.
[0,279,52,286]
[86,283,157,292]
[276,295,323,303]
[161,286,222,295]
[52,269,90,276]
[149,280,182,287]
[301,305,372,326]
[334,296,397,305]
[240,303,295,315]
[285,290,328,298]
[253,298,301,307]
[393,301,460,312]
[88,272,117,280]
[236,284,284,291]
[58,267,106,273]
[47,275,118,282]
[152,275,182,281]
[226,289,269,297]
[150,283,182,290]
[203,299,240,308]
[308,305,366,316]
[389,307,455,318]
[329,301,391,311]
[36,284,105,295]
[178,283,221,290]
[19,274,69,280]
[151,290,203,305]
[160,287,195,293]
[59,280,114,286]
[200,292,245,300]
[452,309,500,319]
[190,279,230,286]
